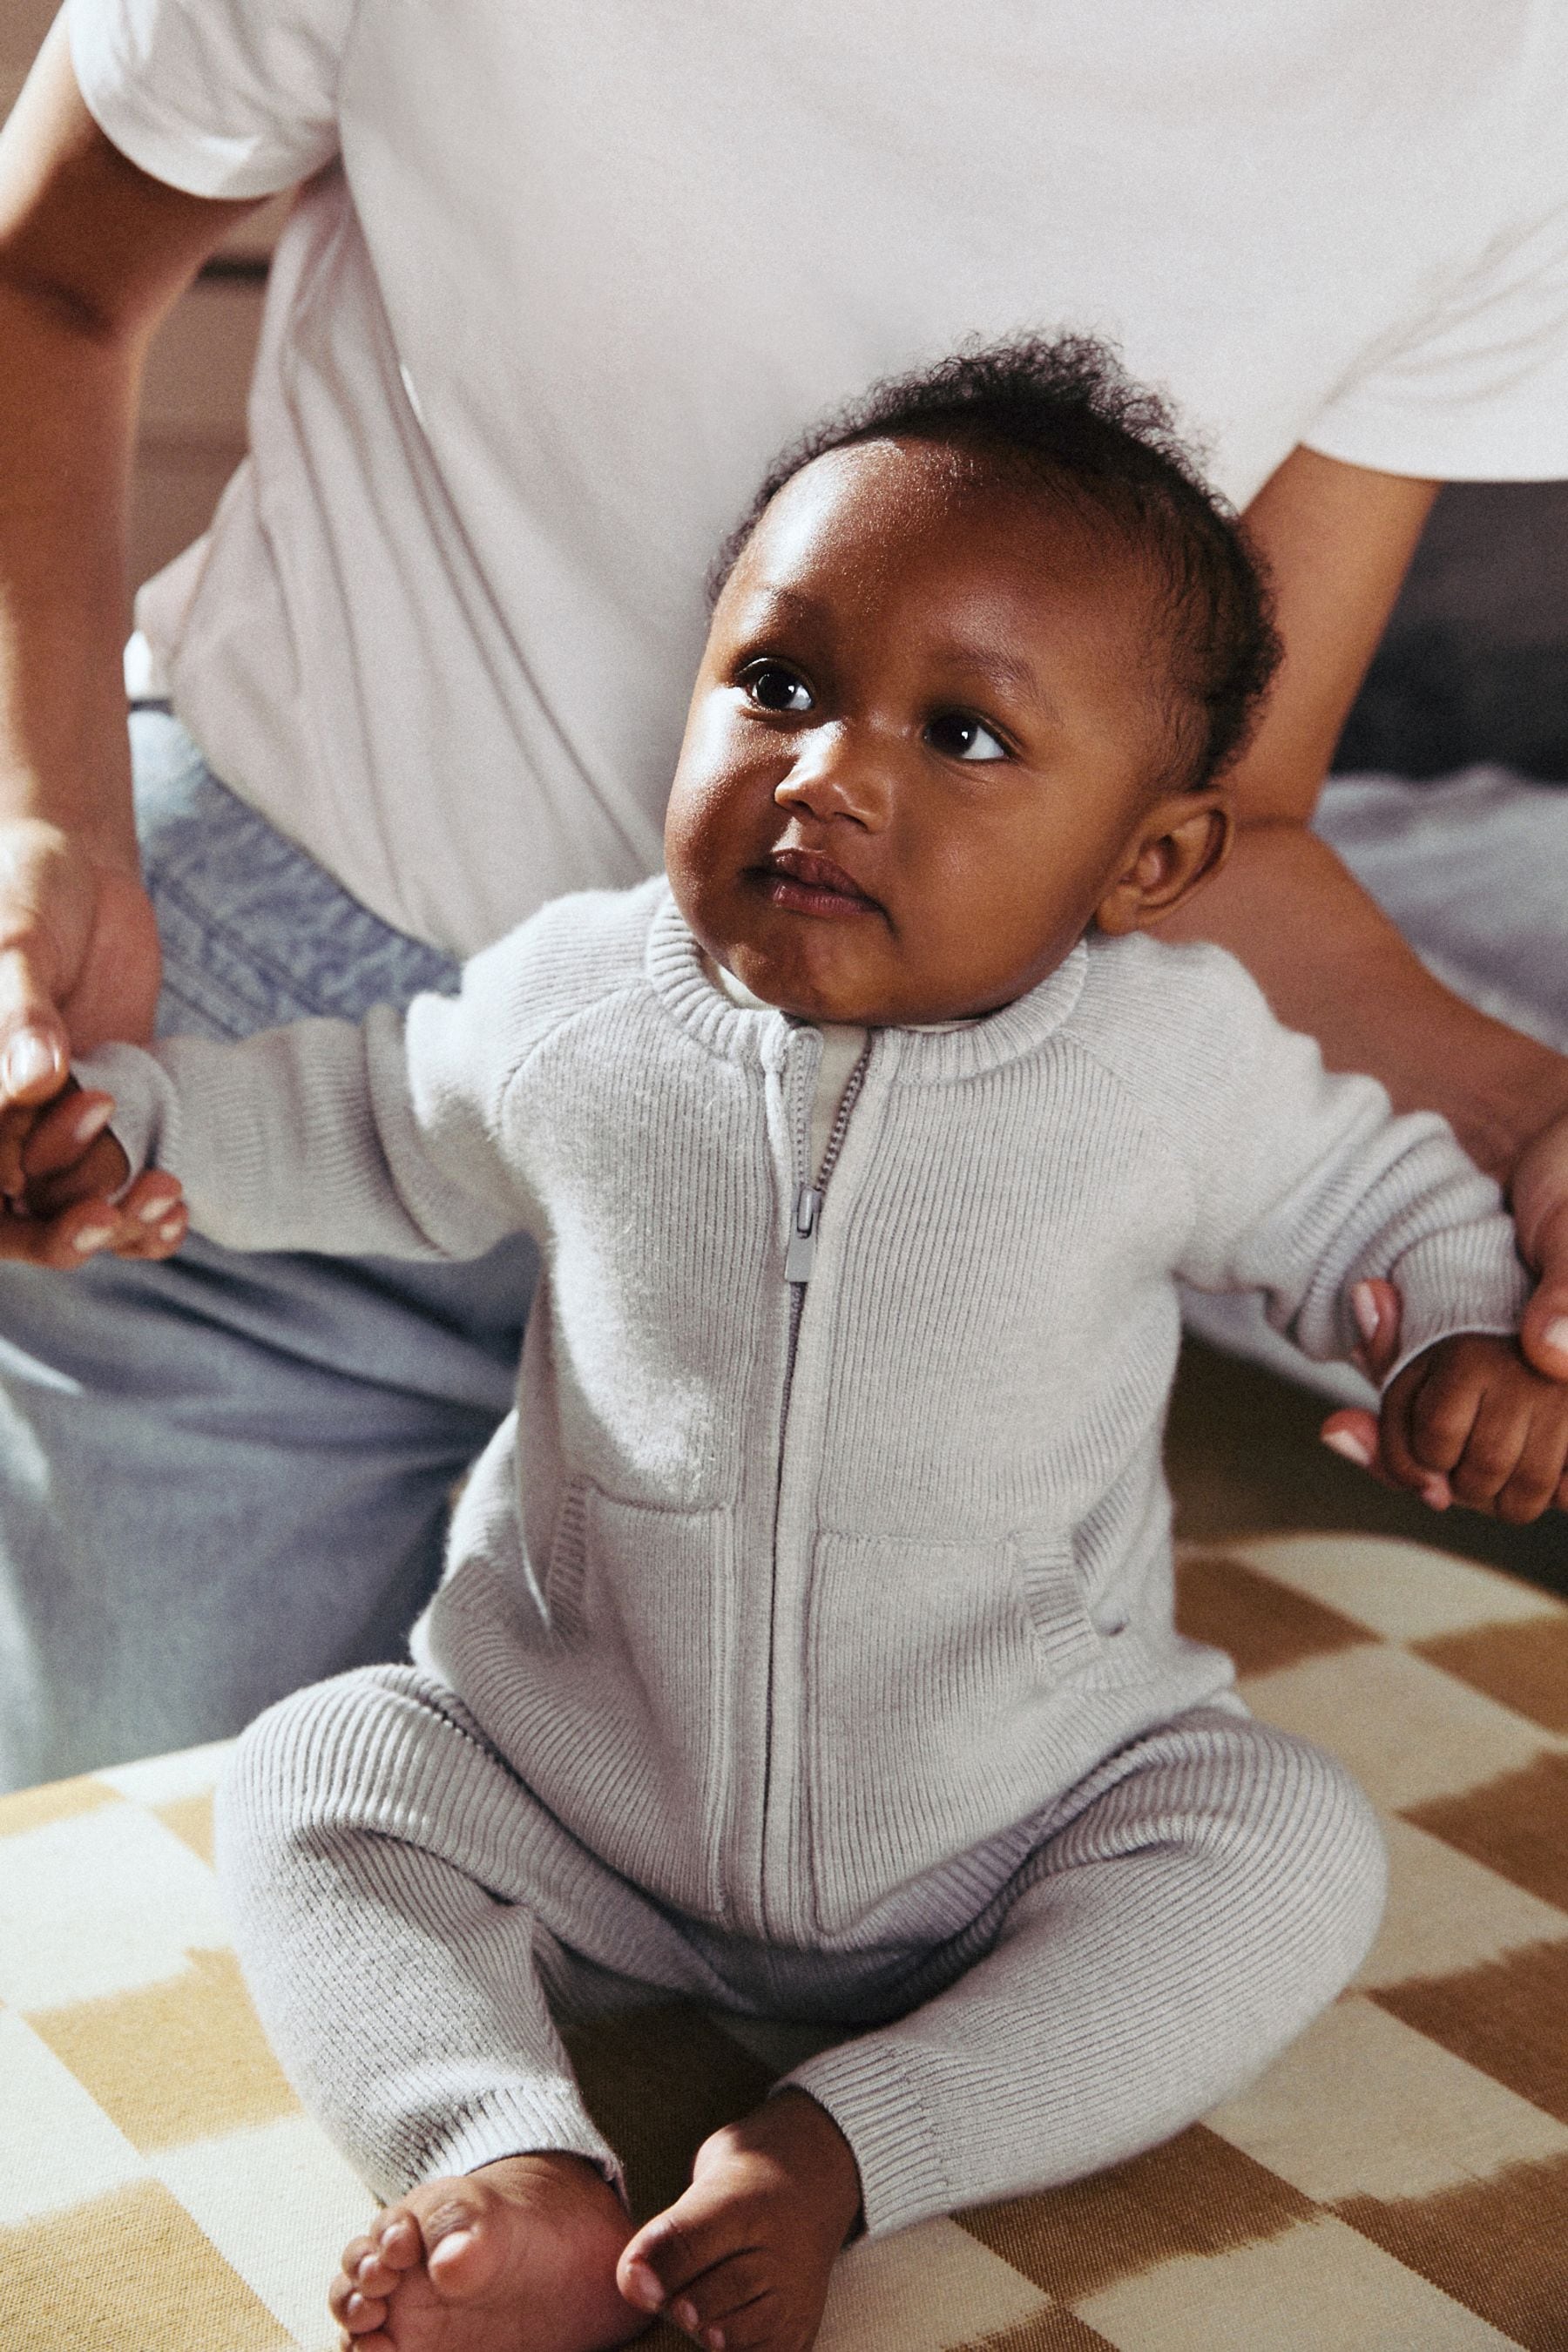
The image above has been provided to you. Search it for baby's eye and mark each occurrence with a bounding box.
[926,711,1009,763]
[741,663,814,714]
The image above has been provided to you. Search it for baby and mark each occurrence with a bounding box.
[15,335,1568,2352]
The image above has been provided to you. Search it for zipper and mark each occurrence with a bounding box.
[758,1029,872,1935]
[781,1035,872,1380]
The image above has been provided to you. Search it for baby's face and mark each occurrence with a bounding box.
[666,437,1212,1025]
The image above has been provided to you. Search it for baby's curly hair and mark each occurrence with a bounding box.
[709,333,1282,794]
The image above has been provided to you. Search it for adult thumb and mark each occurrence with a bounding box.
[0,947,71,1105]
[1316,1278,1404,1484]
[1512,1118,1568,1381]
[1519,1252,1568,1382]
[1348,1277,1402,1384]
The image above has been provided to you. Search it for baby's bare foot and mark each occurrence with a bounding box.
[329,2149,646,2352]
[616,2088,862,2351]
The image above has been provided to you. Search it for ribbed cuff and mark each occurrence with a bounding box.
[1382,1223,1533,1388]
[74,1042,163,1186]
[412,2084,625,2207]
[781,2040,949,2240]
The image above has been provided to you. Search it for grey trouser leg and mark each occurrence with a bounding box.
[219,1665,723,2200]
[787,1707,1386,2234]
[222,1675,1383,2234]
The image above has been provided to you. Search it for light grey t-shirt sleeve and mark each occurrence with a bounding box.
[1305,187,1568,481]
[67,0,354,198]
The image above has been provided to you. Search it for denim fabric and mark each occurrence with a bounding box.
[0,711,534,1788]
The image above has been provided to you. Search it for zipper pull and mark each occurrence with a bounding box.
[785,1184,822,1283]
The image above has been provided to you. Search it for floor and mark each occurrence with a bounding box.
[1168,1337,1568,1598]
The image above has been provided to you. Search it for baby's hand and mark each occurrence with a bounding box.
[0,1083,187,1267]
[1378,1333,1568,1524]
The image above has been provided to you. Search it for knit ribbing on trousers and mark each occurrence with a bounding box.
[784,1712,1387,2236]
[217,1679,632,2200]
[220,1683,1383,2228]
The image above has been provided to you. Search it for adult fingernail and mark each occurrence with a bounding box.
[71,1225,114,1254]
[73,1098,114,1146]
[672,2301,699,2332]
[4,1034,55,1094]
[1541,1315,1568,1365]
[1350,1284,1381,1348]
[137,1193,171,1221]
[1422,1477,1450,1511]
[159,1220,183,1243]
[621,2260,664,2312]
[1321,1429,1373,1468]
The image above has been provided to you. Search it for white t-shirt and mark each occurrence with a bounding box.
[71,0,1568,958]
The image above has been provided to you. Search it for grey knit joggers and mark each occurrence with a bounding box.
[219,1667,1385,2238]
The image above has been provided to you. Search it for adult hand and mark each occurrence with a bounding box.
[0,817,160,1094]
[1511,1108,1568,1382]
[0,818,161,1259]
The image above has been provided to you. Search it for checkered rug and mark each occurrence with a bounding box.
[3,1532,1567,2351]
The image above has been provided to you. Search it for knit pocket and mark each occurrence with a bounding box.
[543,1476,591,1643]
[805,1527,1095,1933]
[1014,1529,1104,1680]
[536,1476,734,1916]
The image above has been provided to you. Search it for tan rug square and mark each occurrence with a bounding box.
[1414,1616,1568,1736]
[1175,1551,1375,1674]
[1403,1753,1568,1911]
[956,2125,1312,2303]
[28,1946,298,2152]
[0,2176,288,2352]
[1335,2149,1568,2352]
[1370,1937,1568,2127]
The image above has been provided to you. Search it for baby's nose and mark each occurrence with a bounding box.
[774,727,895,827]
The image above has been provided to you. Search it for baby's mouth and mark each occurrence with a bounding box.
[759,847,883,919]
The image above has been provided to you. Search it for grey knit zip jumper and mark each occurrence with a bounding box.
[85,880,1526,2224]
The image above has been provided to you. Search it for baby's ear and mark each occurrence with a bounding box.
[1094,794,1232,936]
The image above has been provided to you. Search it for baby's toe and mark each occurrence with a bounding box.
[401,2176,514,2300]
[355,2244,408,2297]
[372,2209,425,2268]
[328,2268,388,2336]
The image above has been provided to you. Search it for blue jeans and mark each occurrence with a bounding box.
[0,711,535,1788]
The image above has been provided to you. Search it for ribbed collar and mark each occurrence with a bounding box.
[644,882,1089,1082]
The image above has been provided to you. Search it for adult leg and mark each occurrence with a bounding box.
[0,712,531,1788]
[781,1708,1385,2238]
[1313,765,1568,1053]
